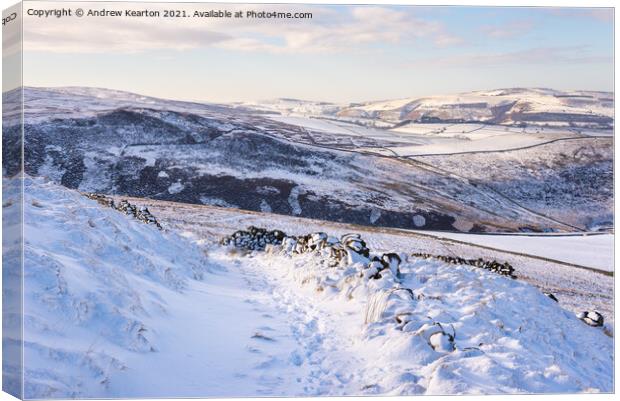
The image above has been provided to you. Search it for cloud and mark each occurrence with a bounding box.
[409,45,612,68]
[23,2,462,54]
[479,20,535,39]
[25,23,232,53]
[546,8,613,23]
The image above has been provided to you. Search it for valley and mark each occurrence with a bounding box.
[2,86,614,233]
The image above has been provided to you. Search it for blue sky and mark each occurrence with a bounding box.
[22,3,613,103]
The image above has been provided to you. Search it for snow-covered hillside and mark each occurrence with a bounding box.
[414,138,613,230]
[232,88,613,130]
[6,179,613,397]
[3,86,612,233]
[335,88,614,129]
[3,86,234,124]
[12,177,214,397]
[234,98,341,116]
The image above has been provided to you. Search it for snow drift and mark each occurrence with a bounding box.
[225,232,613,394]
[11,177,213,398]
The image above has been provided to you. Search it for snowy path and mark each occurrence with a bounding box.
[198,248,613,395]
[107,249,374,397]
[208,252,377,396]
[107,257,308,397]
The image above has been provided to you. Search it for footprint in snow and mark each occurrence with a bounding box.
[257,326,275,331]
[254,356,281,369]
[288,351,304,366]
[335,372,353,384]
[256,373,285,388]
[246,346,262,354]
[252,332,276,342]
[361,384,381,394]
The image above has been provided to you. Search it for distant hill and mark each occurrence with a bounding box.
[241,88,614,130]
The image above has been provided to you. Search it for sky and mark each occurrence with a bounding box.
[17,1,615,103]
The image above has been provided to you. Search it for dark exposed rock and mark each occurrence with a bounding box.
[84,193,162,229]
[411,252,516,278]
[577,311,604,327]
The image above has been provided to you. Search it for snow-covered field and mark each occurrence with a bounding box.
[263,114,598,157]
[268,114,406,140]
[411,232,614,272]
[389,132,575,156]
[6,178,613,398]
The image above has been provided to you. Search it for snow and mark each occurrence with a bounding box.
[15,86,234,124]
[390,133,578,156]
[288,186,303,215]
[137,199,613,326]
[369,208,381,224]
[12,86,611,234]
[338,88,613,126]
[8,178,613,397]
[14,177,213,397]
[223,245,613,394]
[267,115,354,134]
[267,115,394,138]
[236,88,613,130]
[108,262,310,397]
[413,215,426,227]
[36,154,65,183]
[258,112,601,159]
[78,152,115,193]
[235,98,341,116]
[199,196,238,208]
[260,199,273,213]
[413,137,612,230]
[410,232,614,272]
[167,181,184,194]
